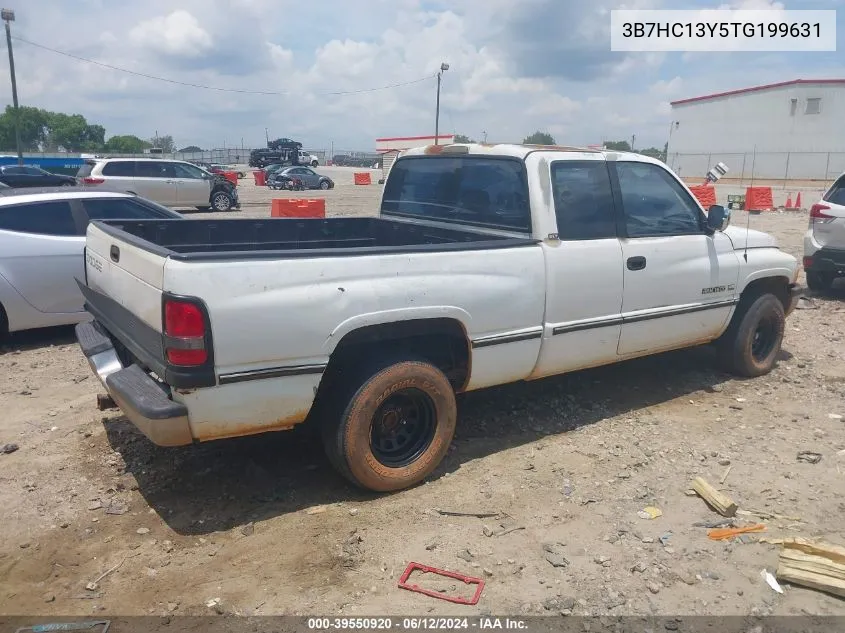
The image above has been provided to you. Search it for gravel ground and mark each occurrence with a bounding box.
[1,170,844,618]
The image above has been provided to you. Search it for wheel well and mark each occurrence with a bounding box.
[0,301,8,338]
[740,276,790,311]
[320,318,471,394]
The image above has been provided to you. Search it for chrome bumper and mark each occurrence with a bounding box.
[76,321,193,447]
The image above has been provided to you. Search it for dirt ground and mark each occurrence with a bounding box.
[1,171,844,618]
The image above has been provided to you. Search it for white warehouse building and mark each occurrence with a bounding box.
[666,79,845,182]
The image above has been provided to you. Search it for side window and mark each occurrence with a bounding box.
[615,162,703,238]
[102,162,136,177]
[2,167,22,175]
[551,161,617,240]
[23,167,43,175]
[83,198,171,220]
[172,163,205,179]
[824,175,845,206]
[136,162,168,178]
[0,201,77,236]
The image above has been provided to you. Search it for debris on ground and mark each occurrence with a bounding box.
[104,500,128,515]
[240,522,255,536]
[637,506,663,520]
[707,524,766,540]
[659,532,673,546]
[136,527,150,535]
[796,451,823,464]
[1,443,19,454]
[397,562,484,605]
[795,297,818,310]
[691,476,738,517]
[761,569,784,594]
[737,509,803,522]
[435,509,500,519]
[456,549,474,562]
[543,543,569,568]
[776,537,845,599]
[306,505,327,515]
[693,518,735,529]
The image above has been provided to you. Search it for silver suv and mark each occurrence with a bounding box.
[804,172,845,292]
[77,158,239,212]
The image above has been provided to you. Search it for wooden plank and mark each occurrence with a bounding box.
[776,538,845,598]
[691,476,738,517]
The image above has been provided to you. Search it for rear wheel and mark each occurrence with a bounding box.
[319,180,330,190]
[320,358,457,492]
[806,271,834,293]
[716,293,785,377]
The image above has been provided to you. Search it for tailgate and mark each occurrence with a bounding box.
[84,222,167,330]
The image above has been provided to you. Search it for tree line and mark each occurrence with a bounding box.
[454,132,667,161]
[0,106,192,154]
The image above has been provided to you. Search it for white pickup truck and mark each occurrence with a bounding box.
[75,144,802,492]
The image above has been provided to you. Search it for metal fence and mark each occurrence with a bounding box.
[668,151,845,185]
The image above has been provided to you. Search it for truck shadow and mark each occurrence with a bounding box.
[104,345,752,536]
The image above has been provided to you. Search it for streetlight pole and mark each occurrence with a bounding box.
[434,62,449,145]
[2,8,23,166]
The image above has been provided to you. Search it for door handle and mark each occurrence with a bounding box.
[110,245,120,263]
[165,180,176,184]
[627,256,646,271]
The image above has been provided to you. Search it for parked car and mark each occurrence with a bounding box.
[269,166,334,190]
[0,189,182,337]
[209,164,247,179]
[803,172,845,292]
[75,144,801,492]
[0,165,77,188]
[250,147,318,168]
[77,158,240,212]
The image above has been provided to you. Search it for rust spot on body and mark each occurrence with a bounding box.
[195,410,309,443]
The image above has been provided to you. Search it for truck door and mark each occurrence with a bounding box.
[530,158,625,378]
[612,159,740,356]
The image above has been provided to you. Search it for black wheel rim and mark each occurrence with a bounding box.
[370,388,436,468]
[751,315,778,362]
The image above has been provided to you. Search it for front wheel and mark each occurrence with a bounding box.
[319,180,330,190]
[716,293,785,377]
[321,359,457,492]
[211,191,234,211]
[806,271,834,293]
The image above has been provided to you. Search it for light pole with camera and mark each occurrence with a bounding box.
[434,62,449,145]
[2,7,23,165]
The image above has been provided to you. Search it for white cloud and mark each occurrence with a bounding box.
[129,10,212,58]
[650,76,683,96]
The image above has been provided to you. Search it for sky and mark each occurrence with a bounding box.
[0,0,842,152]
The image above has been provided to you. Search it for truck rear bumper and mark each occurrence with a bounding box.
[76,321,193,447]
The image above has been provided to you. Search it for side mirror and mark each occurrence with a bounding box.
[706,205,730,232]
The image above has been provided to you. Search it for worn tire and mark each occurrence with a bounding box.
[806,271,834,293]
[717,293,785,378]
[320,358,457,492]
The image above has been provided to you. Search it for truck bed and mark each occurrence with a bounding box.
[93,217,535,261]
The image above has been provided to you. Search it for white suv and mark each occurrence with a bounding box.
[804,173,845,292]
[77,158,240,212]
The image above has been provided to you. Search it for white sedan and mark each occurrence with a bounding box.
[0,189,182,337]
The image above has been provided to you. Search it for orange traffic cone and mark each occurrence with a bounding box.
[795,192,802,209]
[785,193,793,209]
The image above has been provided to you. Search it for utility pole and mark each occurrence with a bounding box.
[631,134,636,151]
[265,128,269,146]
[482,130,488,143]
[3,8,23,166]
[434,62,449,145]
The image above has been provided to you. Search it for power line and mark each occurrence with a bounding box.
[11,35,435,96]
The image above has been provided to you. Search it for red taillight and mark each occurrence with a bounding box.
[164,300,207,366]
[803,256,813,269]
[810,203,833,220]
[82,177,105,185]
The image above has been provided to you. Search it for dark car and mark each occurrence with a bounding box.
[273,166,334,190]
[0,165,77,188]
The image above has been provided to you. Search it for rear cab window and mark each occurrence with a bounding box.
[0,201,77,236]
[382,156,531,233]
[82,198,178,220]
[551,161,617,240]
